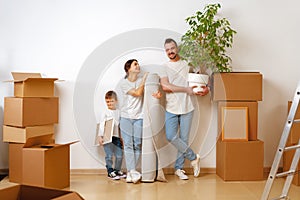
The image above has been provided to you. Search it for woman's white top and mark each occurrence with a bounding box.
[119,77,143,119]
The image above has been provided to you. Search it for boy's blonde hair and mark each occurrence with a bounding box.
[105,90,117,100]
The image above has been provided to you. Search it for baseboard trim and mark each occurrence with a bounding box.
[0,169,8,175]
[1,167,279,177]
[71,168,216,175]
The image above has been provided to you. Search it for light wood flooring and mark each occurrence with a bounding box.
[1,173,300,200]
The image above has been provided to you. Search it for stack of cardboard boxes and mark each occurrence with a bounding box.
[2,72,73,189]
[283,101,300,186]
[212,72,264,181]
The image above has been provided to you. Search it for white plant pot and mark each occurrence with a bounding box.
[188,73,209,93]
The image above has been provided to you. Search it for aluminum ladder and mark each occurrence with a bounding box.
[261,81,300,200]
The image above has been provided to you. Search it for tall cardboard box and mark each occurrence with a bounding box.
[22,141,76,189]
[4,97,59,127]
[0,185,84,200]
[6,72,58,97]
[3,125,54,143]
[216,139,264,181]
[212,72,263,101]
[218,101,258,141]
[8,134,54,183]
[283,145,300,186]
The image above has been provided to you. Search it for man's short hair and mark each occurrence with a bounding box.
[164,38,178,47]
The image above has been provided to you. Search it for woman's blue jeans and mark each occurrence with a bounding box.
[120,117,143,171]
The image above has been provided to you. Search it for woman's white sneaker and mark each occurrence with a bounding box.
[130,170,141,184]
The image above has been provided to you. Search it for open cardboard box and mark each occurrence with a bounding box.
[5,72,59,97]
[3,125,54,143]
[21,139,77,189]
[0,184,84,200]
[4,97,59,127]
[9,134,54,183]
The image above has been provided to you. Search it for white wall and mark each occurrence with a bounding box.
[0,0,300,170]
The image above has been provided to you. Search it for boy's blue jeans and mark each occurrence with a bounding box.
[103,136,123,174]
[120,117,143,171]
[165,110,197,170]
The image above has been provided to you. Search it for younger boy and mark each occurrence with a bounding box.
[98,90,126,180]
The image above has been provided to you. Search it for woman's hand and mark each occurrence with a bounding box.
[152,90,162,99]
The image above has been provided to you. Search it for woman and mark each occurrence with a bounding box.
[119,59,148,184]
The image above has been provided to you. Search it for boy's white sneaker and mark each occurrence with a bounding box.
[191,154,201,177]
[130,169,141,184]
[175,169,189,180]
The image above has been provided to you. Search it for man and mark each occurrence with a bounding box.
[160,38,209,180]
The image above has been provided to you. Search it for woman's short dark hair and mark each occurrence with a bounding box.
[124,59,137,79]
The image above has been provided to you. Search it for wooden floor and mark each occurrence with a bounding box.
[1,173,300,200]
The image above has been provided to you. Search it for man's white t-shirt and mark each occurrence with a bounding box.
[161,60,194,115]
[119,77,143,119]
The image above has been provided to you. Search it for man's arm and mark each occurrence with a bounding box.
[160,76,194,95]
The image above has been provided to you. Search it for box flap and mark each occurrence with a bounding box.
[23,134,54,148]
[53,192,85,200]
[12,72,42,80]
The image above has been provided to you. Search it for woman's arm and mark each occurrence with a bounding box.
[127,72,149,97]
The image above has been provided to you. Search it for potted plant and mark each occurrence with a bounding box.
[179,3,237,92]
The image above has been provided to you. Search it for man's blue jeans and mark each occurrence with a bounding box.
[120,117,143,171]
[103,136,123,174]
[165,110,196,170]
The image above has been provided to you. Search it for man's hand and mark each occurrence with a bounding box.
[194,85,209,96]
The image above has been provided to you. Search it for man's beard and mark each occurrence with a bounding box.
[168,53,177,60]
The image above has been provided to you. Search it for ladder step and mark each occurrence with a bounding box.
[284,144,300,151]
[276,170,296,178]
[271,196,288,200]
[294,119,300,123]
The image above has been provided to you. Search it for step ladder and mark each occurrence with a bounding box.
[261,81,300,200]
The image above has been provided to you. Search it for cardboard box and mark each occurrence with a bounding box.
[9,135,54,183]
[216,139,264,181]
[0,184,84,200]
[6,72,58,97]
[4,97,59,127]
[283,144,300,186]
[218,101,258,141]
[3,125,54,143]
[22,139,76,189]
[288,101,300,144]
[211,72,263,101]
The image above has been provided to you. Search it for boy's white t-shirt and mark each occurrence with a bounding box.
[119,77,143,119]
[160,60,194,115]
[98,108,120,137]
